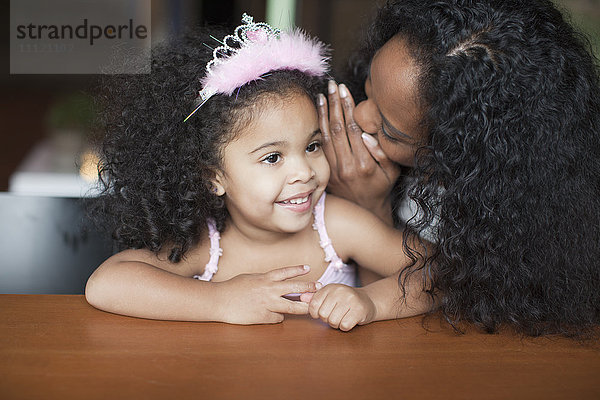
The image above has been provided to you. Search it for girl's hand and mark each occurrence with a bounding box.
[299,284,376,331]
[318,81,401,221]
[214,265,318,325]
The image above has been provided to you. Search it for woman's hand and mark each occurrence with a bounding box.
[214,265,318,325]
[318,81,401,222]
[300,284,376,331]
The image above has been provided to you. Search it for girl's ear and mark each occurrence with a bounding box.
[211,172,226,196]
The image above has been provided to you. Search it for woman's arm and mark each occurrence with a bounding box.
[85,251,318,324]
[301,271,436,331]
[299,194,435,330]
[318,81,401,224]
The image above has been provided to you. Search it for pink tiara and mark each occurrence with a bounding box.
[184,13,329,121]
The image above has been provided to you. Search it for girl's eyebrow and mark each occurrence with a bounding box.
[249,130,321,154]
[249,141,286,154]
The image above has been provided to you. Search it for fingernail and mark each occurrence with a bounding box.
[303,265,310,271]
[362,132,378,146]
[328,80,337,94]
[338,84,348,98]
[317,93,325,106]
[316,282,323,290]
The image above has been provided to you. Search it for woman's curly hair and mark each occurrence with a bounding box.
[91,28,324,263]
[351,0,600,337]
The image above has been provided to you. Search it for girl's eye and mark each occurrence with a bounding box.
[261,153,281,164]
[306,141,321,153]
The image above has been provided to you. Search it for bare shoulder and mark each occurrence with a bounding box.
[323,194,381,232]
[321,194,386,258]
[321,195,412,276]
[106,248,169,267]
[101,243,208,277]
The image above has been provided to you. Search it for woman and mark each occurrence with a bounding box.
[318,0,600,337]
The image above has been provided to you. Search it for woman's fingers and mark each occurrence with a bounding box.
[317,81,397,217]
[327,81,353,162]
[299,292,314,303]
[361,133,401,183]
[317,93,338,172]
[325,81,381,181]
[338,84,378,178]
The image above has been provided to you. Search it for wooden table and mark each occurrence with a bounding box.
[1,295,599,399]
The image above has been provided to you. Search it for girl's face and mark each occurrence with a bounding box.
[354,36,424,167]
[214,93,330,238]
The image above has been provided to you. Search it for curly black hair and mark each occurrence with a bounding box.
[92,28,325,263]
[351,0,600,337]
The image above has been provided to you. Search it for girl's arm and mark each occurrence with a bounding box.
[85,250,318,324]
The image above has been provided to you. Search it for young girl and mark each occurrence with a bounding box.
[86,15,432,331]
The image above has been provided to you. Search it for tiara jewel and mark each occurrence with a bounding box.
[205,13,281,78]
[184,13,329,122]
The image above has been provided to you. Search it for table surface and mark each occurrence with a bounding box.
[1,295,599,400]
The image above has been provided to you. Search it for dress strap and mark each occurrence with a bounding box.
[193,219,222,281]
[312,193,345,271]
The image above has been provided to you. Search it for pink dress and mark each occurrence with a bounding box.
[193,193,358,288]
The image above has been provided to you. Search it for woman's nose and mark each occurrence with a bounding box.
[354,98,381,135]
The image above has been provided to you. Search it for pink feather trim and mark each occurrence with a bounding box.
[200,29,329,96]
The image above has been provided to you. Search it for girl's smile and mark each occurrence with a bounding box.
[276,191,314,213]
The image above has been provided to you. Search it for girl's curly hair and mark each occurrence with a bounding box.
[91,28,324,263]
[351,0,600,337]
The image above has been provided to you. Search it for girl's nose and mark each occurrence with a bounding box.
[354,98,381,135]
[288,157,316,184]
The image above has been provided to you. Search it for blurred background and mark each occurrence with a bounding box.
[1,0,599,196]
